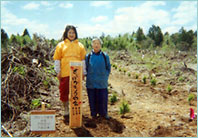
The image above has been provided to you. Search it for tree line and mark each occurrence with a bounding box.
[1,25,197,52]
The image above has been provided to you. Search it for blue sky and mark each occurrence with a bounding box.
[1,1,197,40]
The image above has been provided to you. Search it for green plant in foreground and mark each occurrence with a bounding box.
[112,64,118,69]
[178,76,184,82]
[123,69,126,74]
[119,101,130,116]
[167,85,172,92]
[43,80,49,87]
[43,77,50,88]
[143,76,147,84]
[150,78,157,86]
[188,93,195,103]
[110,93,118,104]
[128,73,131,77]
[135,74,139,79]
[13,66,25,76]
[44,66,56,75]
[31,99,41,109]
[119,68,122,72]
[46,103,51,108]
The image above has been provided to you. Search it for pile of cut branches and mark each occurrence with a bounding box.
[1,37,57,122]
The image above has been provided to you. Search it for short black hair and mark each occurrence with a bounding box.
[62,25,78,41]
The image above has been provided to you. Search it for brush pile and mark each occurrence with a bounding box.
[1,36,57,122]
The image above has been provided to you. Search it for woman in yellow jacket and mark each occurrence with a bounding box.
[53,25,86,119]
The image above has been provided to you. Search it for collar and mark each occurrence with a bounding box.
[64,38,78,43]
[92,50,102,55]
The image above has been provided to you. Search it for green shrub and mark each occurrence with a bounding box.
[167,85,172,92]
[44,66,55,75]
[112,64,118,69]
[47,104,51,108]
[43,80,49,86]
[119,101,130,115]
[178,76,184,82]
[150,78,157,86]
[143,76,147,84]
[123,69,126,74]
[128,73,131,77]
[43,77,50,88]
[110,93,118,104]
[135,74,139,79]
[31,99,41,109]
[119,68,122,72]
[188,93,195,102]
[13,66,26,76]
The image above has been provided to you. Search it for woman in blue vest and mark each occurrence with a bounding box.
[85,38,111,120]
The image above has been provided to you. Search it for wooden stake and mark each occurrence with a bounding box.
[69,61,83,128]
[41,102,47,137]
[41,102,45,111]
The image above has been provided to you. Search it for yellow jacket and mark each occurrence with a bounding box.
[53,39,86,77]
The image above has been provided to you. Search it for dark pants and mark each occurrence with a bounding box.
[87,88,108,117]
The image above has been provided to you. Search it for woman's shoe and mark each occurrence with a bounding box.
[100,115,110,120]
[92,115,97,120]
[104,115,110,120]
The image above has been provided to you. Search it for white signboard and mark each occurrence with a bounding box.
[30,110,56,133]
[31,115,55,131]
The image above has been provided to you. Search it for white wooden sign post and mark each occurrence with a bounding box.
[31,102,56,135]
[69,61,83,128]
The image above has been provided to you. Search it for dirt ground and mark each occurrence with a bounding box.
[1,51,197,137]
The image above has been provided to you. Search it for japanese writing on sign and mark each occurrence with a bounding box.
[31,114,55,131]
[69,61,83,127]
[70,62,82,116]
[72,68,79,107]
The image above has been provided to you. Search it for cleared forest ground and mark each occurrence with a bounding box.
[1,49,197,137]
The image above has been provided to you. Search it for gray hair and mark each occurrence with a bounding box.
[91,38,103,45]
